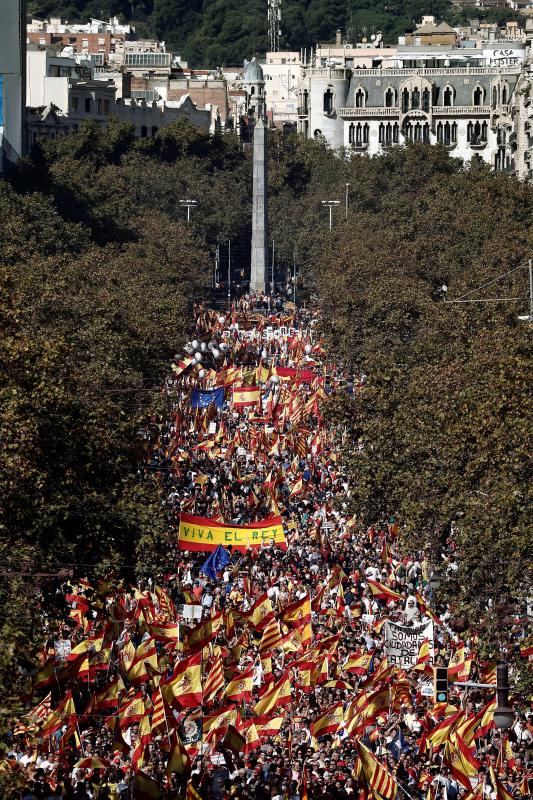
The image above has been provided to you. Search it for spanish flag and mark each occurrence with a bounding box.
[233,386,261,407]
[443,737,479,790]
[167,732,191,778]
[127,638,159,686]
[344,651,372,676]
[163,653,202,709]
[366,579,403,603]
[40,691,77,738]
[412,638,433,675]
[148,622,180,642]
[184,612,223,652]
[253,671,291,716]
[310,702,344,738]
[134,772,163,799]
[281,594,311,627]
[489,767,515,800]
[243,593,274,630]
[225,666,254,702]
[255,714,285,738]
[116,690,145,729]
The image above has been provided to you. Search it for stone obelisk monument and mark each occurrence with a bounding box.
[250,115,269,293]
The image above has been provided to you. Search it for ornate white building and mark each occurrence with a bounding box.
[295,29,533,177]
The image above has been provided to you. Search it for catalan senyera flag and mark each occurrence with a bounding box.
[366,579,403,603]
[150,687,168,736]
[203,651,225,705]
[163,653,202,709]
[310,702,344,738]
[172,356,194,378]
[259,618,283,654]
[186,782,203,800]
[225,666,254,702]
[233,386,261,407]
[253,671,291,717]
[356,741,398,800]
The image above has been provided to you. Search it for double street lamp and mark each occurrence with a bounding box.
[179,199,198,222]
[321,199,341,232]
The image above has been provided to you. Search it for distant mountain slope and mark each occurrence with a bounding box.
[27,0,523,67]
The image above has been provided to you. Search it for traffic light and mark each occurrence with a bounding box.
[434,666,448,703]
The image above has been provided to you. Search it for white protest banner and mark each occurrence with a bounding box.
[383,620,434,668]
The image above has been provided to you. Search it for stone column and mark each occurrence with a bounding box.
[250,116,269,293]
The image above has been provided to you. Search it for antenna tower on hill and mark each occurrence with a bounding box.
[268,0,281,51]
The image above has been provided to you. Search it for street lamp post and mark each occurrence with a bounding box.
[179,199,198,222]
[321,200,341,232]
[345,182,350,221]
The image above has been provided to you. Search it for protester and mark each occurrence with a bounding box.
[6,295,532,800]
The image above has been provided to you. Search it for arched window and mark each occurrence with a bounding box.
[437,122,443,144]
[473,86,484,106]
[356,124,362,146]
[482,122,487,140]
[444,122,451,146]
[140,125,148,137]
[385,87,395,107]
[492,86,498,109]
[349,123,355,144]
[355,88,366,108]
[451,123,457,143]
[385,123,392,146]
[443,86,454,107]
[250,86,255,95]
[423,123,430,143]
[467,122,473,142]
[404,122,413,142]
[402,88,409,113]
[422,88,430,112]
[303,89,308,113]
[379,123,385,144]
[363,124,369,144]
[393,123,399,143]
[323,89,333,113]
[502,84,508,105]
[412,87,420,109]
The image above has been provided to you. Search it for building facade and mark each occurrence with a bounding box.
[1,0,26,172]
[296,34,531,175]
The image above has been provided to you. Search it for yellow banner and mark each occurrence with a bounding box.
[178,514,287,552]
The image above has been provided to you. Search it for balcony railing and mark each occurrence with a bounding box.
[339,107,399,118]
[433,105,491,116]
[340,105,491,118]
[328,65,520,77]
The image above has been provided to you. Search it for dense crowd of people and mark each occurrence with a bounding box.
[5,295,532,800]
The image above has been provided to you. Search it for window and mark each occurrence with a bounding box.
[412,88,420,110]
[97,98,103,113]
[141,125,148,137]
[363,124,369,144]
[349,123,355,144]
[355,88,365,108]
[303,90,308,114]
[422,88,430,112]
[402,88,409,113]
[385,87,395,108]
[103,99,110,114]
[250,86,255,95]
[393,123,399,143]
[39,37,45,45]
[437,122,454,145]
[492,86,498,109]
[152,126,159,136]
[423,123,430,143]
[82,39,89,49]
[379,123,385,144]
[98,37,105,45]
[502,84,508,105]
[323,89,333,114]
[443,86,453,107]
[84,97,91,112]
[473,86,484,106]
[71,96,79,112]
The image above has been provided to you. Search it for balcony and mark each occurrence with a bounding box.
[339,106,399,118]
[433,105,490,116]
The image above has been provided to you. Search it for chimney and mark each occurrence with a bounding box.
[336,29,342,47]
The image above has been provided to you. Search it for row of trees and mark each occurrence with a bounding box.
[27,0,525,67]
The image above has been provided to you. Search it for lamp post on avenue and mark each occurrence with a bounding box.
[321,199,341,232]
